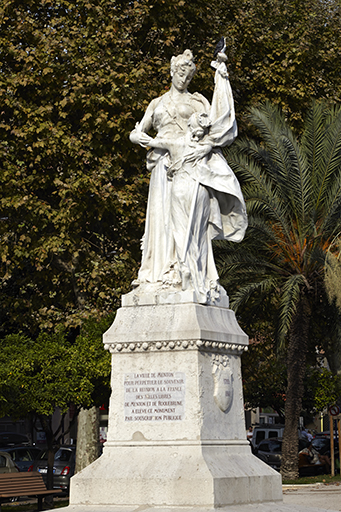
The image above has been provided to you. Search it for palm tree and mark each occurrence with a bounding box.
[217,102,341,479]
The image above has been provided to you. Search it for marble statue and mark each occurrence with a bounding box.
[70,47,283,512]
[129,48,247,305]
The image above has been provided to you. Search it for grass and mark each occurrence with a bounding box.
[282,473,341,485]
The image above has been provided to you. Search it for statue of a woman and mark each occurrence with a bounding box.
[129,49,247,305]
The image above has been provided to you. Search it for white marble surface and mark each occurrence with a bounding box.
[103,302,247,348]
[129,49,247,304]
[70,303,282,508]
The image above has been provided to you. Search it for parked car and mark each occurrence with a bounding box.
[254,438,283,470]
[0,432,29,448]
[251,424,285,449]
[30,446,76,495]
[0,451,19,473]
[314,430,339,438]
[312,437,339,458]
[1,445,41,472]
[255,438,311,471]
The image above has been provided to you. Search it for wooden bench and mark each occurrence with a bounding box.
[0,471,63,511]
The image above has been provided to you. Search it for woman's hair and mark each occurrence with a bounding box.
[170,50,196,79]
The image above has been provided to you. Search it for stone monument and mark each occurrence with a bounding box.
[69,44,283,509]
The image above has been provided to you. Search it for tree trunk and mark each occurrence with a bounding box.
[281,298,310,480]
[75,406,100,473]
[39,416,55,490]
[39,416,55,508]
[327,320,341,376]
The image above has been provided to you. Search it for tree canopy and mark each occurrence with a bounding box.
[242,334,286,422]
[242,334,341,425]
[0,315,112,428]
[0,314,112,487]
[223,0,341,128]
[1,0,341,335]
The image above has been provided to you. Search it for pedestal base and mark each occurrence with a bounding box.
[70,301,282,508]
[71,442,282,507]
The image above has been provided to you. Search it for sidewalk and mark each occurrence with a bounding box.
[60,484,341,512]
[4,484,341,512]
[58,484,341,512]
[283,483,341,511]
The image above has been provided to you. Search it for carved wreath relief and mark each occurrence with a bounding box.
[211,354,233,413]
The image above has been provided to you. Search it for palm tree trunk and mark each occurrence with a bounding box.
[281,298,310,480]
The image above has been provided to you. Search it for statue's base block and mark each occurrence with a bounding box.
[71,443,282,507]
[70,301,282,508]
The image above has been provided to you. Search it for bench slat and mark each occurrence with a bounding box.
[1,489,57,497]
[1,486,47,493]
[0,481,47,489]
[0,485,48,493]
[0,472,42,479]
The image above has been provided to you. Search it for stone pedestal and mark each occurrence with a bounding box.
[70,301,282,508]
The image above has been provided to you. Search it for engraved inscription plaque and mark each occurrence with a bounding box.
[124,372,185,422]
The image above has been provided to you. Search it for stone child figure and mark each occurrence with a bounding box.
[129,48,247,305]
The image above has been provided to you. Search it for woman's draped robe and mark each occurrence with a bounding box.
[137,61,247,302]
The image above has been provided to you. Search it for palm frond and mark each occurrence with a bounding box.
[277,134,312,228]
[301,102,328,184]
[276,274,306,348]
[247,102,291,163]
[229,277,279,312]
[217,100,341,355]
[313,105,341,214]
[228,148,293,241]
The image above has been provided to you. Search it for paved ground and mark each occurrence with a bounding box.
[61,485,341,512]
[5,484,341,512]
[282,483,341,511]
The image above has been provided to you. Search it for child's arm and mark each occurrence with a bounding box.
[183,143,212,165]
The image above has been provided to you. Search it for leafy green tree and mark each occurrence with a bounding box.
[0,0,227,336]
[243,335,341,426]
[2,0,341,337]
[306,367,341,414]
[221,0,341,131]
[242,335,286,422]
[0,314,112,489]
[0,1,144,335]
[217,102,341,479]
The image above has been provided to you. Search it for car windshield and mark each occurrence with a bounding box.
[270,440,282,453]
[37,446,61,460]
[55,449,73,462]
